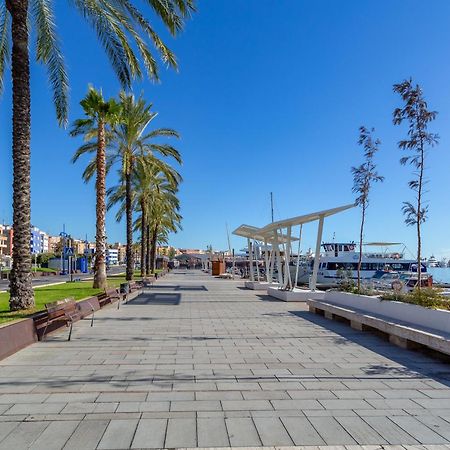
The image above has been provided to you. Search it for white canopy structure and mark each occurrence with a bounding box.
[233,203,356,298]
[232,224,298,287]
[260,204,355,292]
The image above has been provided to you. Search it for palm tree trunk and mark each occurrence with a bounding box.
[125,169,133,281]
[150,225,158,273]
[140,199,146,278]
[145,224,151,276]
[8,0,34,310]
[93,118,107,289]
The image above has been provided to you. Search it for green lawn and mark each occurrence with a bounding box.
[0,276,139,325]
[1,267,57,274]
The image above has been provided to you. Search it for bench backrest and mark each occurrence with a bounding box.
[97,292,108,300]
[45,298,77,319]
[105,288,119,297]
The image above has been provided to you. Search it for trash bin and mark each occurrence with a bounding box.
[120,282,129,294]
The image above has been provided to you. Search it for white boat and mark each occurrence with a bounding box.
[426,255,439,267]
[370,270,432,291]
[289,241,426,287]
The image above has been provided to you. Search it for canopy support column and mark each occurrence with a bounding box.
[264,239,270,282]
[273,230,283,285]
[294,224,303,288]
[248,238,254,281]
[254,240,260,281]
[310,215,324,291]
[268,244,275,282]
[284,225,292,290]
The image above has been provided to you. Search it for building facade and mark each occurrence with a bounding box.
[0,225,7,257]
[30,226,43,254]
[106,248,119,265]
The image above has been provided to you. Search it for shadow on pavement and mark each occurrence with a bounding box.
[128,292,181,305]
[146,284,208,291]
[290,309,450,388]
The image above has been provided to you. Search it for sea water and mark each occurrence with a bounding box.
[428,267,450,284]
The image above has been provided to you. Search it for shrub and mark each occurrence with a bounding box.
[381,287,450,311]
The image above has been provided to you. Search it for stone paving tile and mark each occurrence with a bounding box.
[97,419,139,449]
[171,400,222,411]
[243,390,291,400]
[131,418,167,449]
[253,416,294,446]
[31,420,80,450]
[415,415,450,440]
[0,421,49,449]
[335,416,388,445]
[332,390,382,399]
[389,416,450,444]
[222,399,273,411]
[196,390,243,400]
[197,417,230,447]
[165,417,197,448]
[63,419,109,449]
[225,417,262,446]
[271,399,324,410]
[280,416,326,445]
[0,270,449,449]
[0,422,18,442]
[5,402,66,415]
[362,416,420,444]
[116,401,170,412]
[309,416,357,445]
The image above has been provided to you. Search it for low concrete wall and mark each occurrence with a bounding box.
[324,291,450,334]
[268,287,325,302]
[0,319,38,361]
[245,281,279,291]
[2,288,144,358]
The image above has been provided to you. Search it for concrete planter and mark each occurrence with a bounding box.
[244,281,279,291]
[324,290,450,334]
[268,287,325,302]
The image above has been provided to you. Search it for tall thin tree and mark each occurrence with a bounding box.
[351,126,384,292]
[393,79,439,291]
[71,87,121,289]
[0,0,195,310]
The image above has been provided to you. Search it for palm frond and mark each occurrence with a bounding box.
[32,0,69,126]
[81,157,97,183]
[120,0,176,70]
[145,127,180,139]
[148,143,182,163]
[72,0,132,87]
[71,141,98,163]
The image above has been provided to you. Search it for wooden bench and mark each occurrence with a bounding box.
[142,276,156,287]
[129,281,142,292]
[39,298,82,341]
[307,299,450,357]
[97,288,121,308]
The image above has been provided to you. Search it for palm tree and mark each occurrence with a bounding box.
[108,159,181,277]
[147,182,182,273]
[0,0,194,309]
[71,87,121,289]
[77,92,181,281]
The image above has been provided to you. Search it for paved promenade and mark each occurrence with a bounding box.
[0,270,450,449]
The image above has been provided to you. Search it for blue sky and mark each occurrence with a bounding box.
[1,1,450,258]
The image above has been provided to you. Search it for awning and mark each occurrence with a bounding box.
[259,203,356,233]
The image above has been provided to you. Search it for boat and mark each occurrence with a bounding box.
[289,241,426,287]
[427,255,439,268]
[370,270,432,291]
